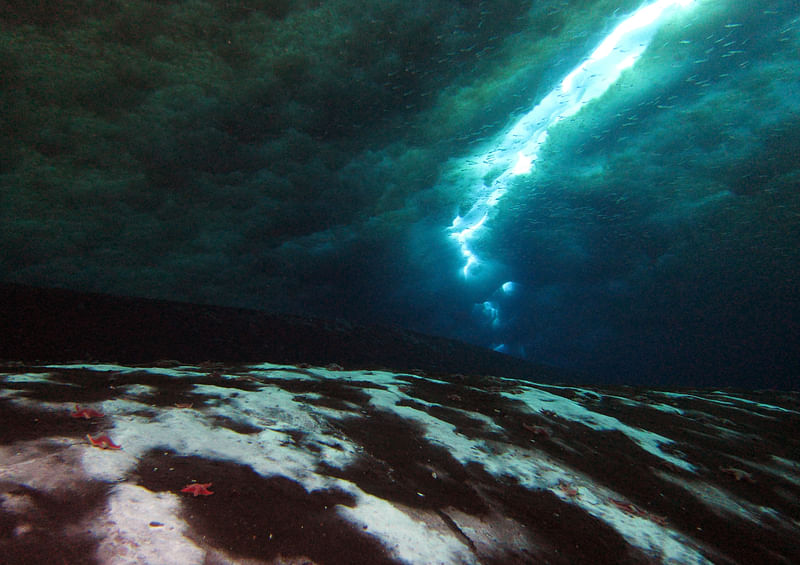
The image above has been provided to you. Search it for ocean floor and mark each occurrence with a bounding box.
[1,361,799,564]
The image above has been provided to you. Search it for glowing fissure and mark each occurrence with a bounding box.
[449,0,695,280]
[446,0,695,351]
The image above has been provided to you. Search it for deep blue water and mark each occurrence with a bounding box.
[1,0,798,388]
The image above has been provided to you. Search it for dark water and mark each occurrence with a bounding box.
[1,0,798,388]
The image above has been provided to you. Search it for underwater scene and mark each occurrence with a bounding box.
[2,0,799,388]
[1,0,799,563]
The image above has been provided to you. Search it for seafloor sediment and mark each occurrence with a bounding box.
[1,361,798,564]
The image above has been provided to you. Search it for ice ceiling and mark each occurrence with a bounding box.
[1,0,798,387]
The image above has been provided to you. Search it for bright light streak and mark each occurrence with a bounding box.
[481,301,498,322]
[449,0,694,278]
[617,55,637,71]
[462,252,478,277]
[511,152,533,175]
[487,188,507,206]
[501,281,516,294]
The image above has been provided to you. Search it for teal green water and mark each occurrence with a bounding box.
[1,0,798,387]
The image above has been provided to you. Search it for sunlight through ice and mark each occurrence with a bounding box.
[449,0,696,278]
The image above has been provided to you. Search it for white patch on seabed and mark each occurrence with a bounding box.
[336,490,480,565]
[90,484,204,565]
[0,362,769,564]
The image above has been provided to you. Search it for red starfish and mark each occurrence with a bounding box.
[86,434,121,450]
[557,480,579,498]
[181,482,214,496]
[609,498,668,525]
[71,405,105,419]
